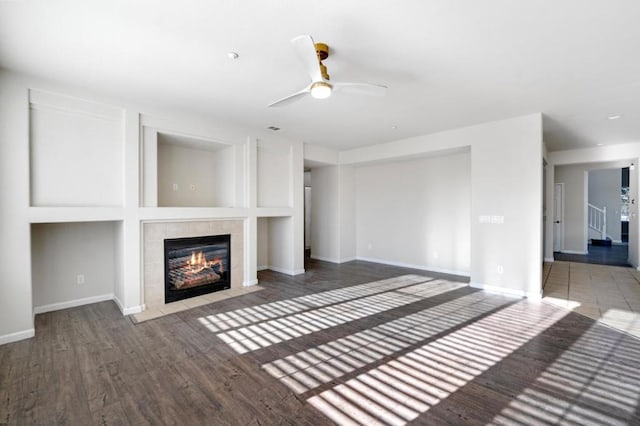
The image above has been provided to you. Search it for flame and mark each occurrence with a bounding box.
[186,251,224,274]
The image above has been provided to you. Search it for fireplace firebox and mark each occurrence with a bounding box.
[164,234,231,303]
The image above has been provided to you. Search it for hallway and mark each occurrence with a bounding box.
[543,261,640,339]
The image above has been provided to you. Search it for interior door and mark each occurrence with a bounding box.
[553,183,564,252]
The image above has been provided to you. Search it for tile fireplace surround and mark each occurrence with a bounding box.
[137,219,260,322]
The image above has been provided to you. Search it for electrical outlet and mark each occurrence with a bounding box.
[172,183,179,191]
[190,184,196,191]
[497,265,504,274]
[77,274,85,285]
[367,243,373,250]
[433,251,439,259]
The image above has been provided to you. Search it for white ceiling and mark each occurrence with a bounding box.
[1,1,640,151]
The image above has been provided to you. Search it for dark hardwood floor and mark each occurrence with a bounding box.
[2,258,640,425]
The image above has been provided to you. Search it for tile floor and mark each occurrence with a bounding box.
[543,260,640,339]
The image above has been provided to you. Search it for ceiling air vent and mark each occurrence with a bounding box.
[267,126,280,131]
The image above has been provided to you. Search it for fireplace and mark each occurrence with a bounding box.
[164,234,231,303]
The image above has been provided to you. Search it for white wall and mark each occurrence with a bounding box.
[268,217,294,273]
[342,114,543,298]
[257,217,269,269]
[212,146,235,207]
[31,222,118,309]
[339,166,356,261]
[310,166,340,262]
[29,90,123,207]
[355,152,471,275]
[589,168,622,241]
[0,71,33,343]
[157,142,237,207]
[257,140,291,207]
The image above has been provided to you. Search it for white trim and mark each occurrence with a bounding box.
[310,255,357,264]
[310,255,341,263]
[0,328,35,345]
[544,257,555,263]
[263,266,305,276]
[243,279,259,286]
[256,265,269,271]
[113,295,144,315]
[122,305,144,315]
[469,282,540,299]
[560,249,588,255]
[33,293,114,314]
[356,256,470,278]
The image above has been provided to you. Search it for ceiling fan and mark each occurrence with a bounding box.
[268,35,387,107]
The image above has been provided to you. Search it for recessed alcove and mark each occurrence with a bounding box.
[30,221,123,313]
[257,216,295,274]
[156,132,236,208]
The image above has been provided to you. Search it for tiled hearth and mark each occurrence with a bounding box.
[135,219,261,322]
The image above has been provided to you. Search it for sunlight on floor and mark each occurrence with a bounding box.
[195,272,640,425]
[208,279,466,354]
[262,291,514,394]
[307,301,568,425]
[197,274,428,332]
[491,321,640,425]
[543,261,640,339]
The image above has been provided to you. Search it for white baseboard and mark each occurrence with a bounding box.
[243,279,259,286]
[0,328,35,345]
[356,256,470,278]
[113,295,144,315]
[544,257,555,263]
[310,255,357,264]
[33,293,114,314]
[310,255,340,263]
[257,265,269,271]
[123,305,144,315]
[560,250,588,255]
[264,266,305,276]
[470,282,541,300]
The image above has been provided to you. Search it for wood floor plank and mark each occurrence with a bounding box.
[2,259,640,425]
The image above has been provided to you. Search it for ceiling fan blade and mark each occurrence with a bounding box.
[333,82,387,97]
[268,86,311,108]
[291,35,323,82]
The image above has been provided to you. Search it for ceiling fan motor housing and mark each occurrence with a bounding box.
[315,42,329,60]
[315,42,330,80]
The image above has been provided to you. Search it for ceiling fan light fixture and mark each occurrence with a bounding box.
[310,81,332,99]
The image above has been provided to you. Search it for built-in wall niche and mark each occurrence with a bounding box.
[29,90,124,207]
[154,132,236,208]
[257,216,295,274]
[257,140,292,207]
[30,221,123,313]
